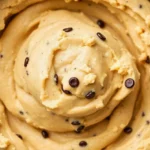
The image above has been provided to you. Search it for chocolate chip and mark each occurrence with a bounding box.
[79,141,87,147]
[145,56,150,64]
[19,111,24,115]
[142,112,145,117]
[16,134,23,140]
[63,90,71,95]
[97,19,105,28]
[63,27,73,32]
[0,54,3,58]
[76,125,85,133]
[125,78,135,88]
[97,32,106,41]
[146,120,150,125]
[61,85,72,95]
[124,127,132,134]
[69,77,79,88]
[24,57,29,67]
[65,118,69,122]
[71,120,81,125]
[85,91,95,99]
[106,116,110,120]
[139,4,143,8]
[54,74,59,85]
[41,130,49,138]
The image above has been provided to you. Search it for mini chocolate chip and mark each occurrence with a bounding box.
[71,120,81,126]
[16,134,23,140]
[93,134,97,136]
[0,54,3,58]
[24,57,29,67]
[142,112,145,117]
[79,141,87,147]
[63,27,73,32]
[76,125,85,133]
[146,120,150,125]
[125,78,135,88]
[41,130,49,138]
[106,116,110,120]
[54,74,59,85]
[145,56,150,64]
[97,32,106,41]
[65,118,69,122]
[124,127,132,134]
[19,111,24,115]
[97,19,105,28]
[61,85,72,95]
[63,90,71,95]
[139,4,143,8]
[69,77,79,88]
[85,91,95,99]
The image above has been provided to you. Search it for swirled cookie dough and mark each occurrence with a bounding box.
[0,0,150,150]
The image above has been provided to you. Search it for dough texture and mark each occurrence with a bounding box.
[0,0,150,150]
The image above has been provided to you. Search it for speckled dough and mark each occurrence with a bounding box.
[0,0,150,150]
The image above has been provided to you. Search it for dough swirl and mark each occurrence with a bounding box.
[0,0,150,150]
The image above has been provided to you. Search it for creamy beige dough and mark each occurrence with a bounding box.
[0,0,150,150]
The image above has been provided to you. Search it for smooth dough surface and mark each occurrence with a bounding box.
[0,0,150,150]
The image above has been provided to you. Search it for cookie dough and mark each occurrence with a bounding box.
[0,0,150,150]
